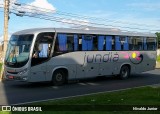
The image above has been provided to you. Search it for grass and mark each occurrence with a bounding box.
[1,86,159,114]
[0,63,2,72]
[157,55,160,62]
[30,86,160,106]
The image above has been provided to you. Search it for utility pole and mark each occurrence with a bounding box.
[0,0,9,81]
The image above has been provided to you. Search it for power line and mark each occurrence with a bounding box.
[10,11,88,27]
[11,11,160,33]
[10,1,160,28]
[9,5,159,32]
[1,2,159,32]
[6,2,160,31]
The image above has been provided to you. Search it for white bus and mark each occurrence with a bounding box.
[4,28,157,85]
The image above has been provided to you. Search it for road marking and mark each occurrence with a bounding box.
[78,83,87,86]
[77,82,99,86]
[87,83,99,86]
[52,86,59,89]
[11,83,160,106]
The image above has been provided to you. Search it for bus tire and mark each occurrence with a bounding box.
[52,70,66,86]
[119,65,130,80]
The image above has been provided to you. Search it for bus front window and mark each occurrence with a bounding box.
[5,34,34,68]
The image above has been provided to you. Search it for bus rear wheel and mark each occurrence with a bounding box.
[52,70,66,86]
[119,65,130,80]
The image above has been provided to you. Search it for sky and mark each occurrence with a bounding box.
[0,0,160,42]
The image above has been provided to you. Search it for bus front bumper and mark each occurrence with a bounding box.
[5,75,28,81]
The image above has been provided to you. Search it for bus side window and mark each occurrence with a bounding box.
[121,36,129,51]
[57,34,67,52]
[112,37,115,50]
[144,37,147,50]
[106,36,112,51]
[147,38,156,50]
[67,35,73,52]
[74,34,79,51]
[129,37,135,50]
[115,36,121,51]
[93,36,98,51]
[135,37,143,50]
[79,36,82,51]
[54,34,79,55]
[66,34,79,51]
[129,37,143,51]
[98,36,105,51]
[82,35,93,51]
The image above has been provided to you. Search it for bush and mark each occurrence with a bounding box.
[157,55,160,62]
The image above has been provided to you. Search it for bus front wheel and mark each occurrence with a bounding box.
[119,65,130,80]
[52,70,66,86]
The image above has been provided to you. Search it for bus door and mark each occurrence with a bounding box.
[30,32,54,82]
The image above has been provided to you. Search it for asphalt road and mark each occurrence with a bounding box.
[0,69,160,105]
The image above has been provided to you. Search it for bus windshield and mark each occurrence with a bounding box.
[5,34,34,68]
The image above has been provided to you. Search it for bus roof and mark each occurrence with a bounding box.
[13,28,156,37]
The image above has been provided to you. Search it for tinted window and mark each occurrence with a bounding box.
[120,36,129,50]
[115,36,121,50]
[54,33,79,54]
[82,35,93,51]
[129,37,143,50]
[93,36,98,51]
[98,36,105,51]
[147,38,156,50]
[31,32,54,66]
[106,36,113,51]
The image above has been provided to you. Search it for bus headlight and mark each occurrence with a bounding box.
[19,68,28,75]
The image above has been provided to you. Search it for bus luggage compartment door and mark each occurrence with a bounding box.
[30,62,47,82]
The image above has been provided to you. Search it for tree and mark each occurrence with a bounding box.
[156,32,160,49]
